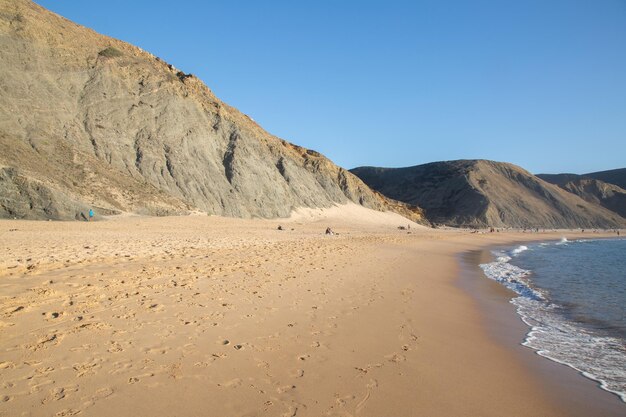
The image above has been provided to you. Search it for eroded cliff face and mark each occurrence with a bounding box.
[352,160,626,229]
[0,0,426,223]
[561,179,626,219]
[538,174,626,219]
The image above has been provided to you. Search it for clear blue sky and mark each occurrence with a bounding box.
[36,0,626,174]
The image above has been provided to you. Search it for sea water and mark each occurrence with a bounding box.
[480,238,626,402]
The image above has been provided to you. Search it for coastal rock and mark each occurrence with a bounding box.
[0,0,426,223]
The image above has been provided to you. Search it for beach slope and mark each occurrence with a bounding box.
[1,208,623,416]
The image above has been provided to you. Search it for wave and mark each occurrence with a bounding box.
[479,240,626,402]
[480,255,543,301]
[514,296,626,402]
[511,245,528,255]
[480,245,542,300]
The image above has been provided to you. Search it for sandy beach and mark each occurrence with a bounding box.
[0,205,623,417]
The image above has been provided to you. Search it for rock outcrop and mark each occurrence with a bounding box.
[0,0,425,223]
[584,168,626,190]
[351,160,625,228]
[537,174,626,219]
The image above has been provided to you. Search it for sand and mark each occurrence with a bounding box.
[0,204,623,417]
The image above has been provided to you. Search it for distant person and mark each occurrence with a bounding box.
[88,208,94,221]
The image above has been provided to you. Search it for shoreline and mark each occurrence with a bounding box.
[459,243,625,417]
[0,214,624,416]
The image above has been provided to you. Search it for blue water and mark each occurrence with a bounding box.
[480,238,626,402]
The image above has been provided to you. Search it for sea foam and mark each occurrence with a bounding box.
[480,246,542,301]
[479,239,626,402]
[511,245,528,255]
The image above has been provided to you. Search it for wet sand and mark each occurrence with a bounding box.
[460,248,625,417]
[0,206,623,416]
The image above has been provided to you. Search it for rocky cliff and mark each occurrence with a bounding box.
[0,0,425,223]
[351,160,625,228]
[584,168,626,190]
[537,173,626,219]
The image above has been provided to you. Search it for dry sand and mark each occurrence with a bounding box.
[0,204,623,416]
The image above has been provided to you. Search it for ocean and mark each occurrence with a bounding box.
[480,237,626,402]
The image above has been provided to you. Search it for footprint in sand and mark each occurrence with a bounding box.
[42,311,63,320]
[55,408,81,416]
[385,353,406,363]
[70,343,97,352]
[128,372,154,384]
[281,403,302,417]
[354,363,383,376]
[218,378,242,388]
[72,359,102,377]
[82,387,114,409]
[92,387,114,399]
[276,384,296,394]
[211,353,228,360]
[26,333,62,351]
[34,366,56,378]
[255,359,269,369]
[42,385,79,403]
[109,359,133,375]
[355,379,379,414]
[168,363,182,379]
[29,379,55,393]
[193,361,212,368]
[334,394,356,408]
[143,346,171,355]
[107,342,124,353]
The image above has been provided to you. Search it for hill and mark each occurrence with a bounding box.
[351,160,625,228]
[537,173,626,219]
[0,0,425,223]
[585,168,626,190]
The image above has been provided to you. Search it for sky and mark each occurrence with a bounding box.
[36,0,626,174]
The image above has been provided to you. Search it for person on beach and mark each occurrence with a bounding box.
[88,208,94,221]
